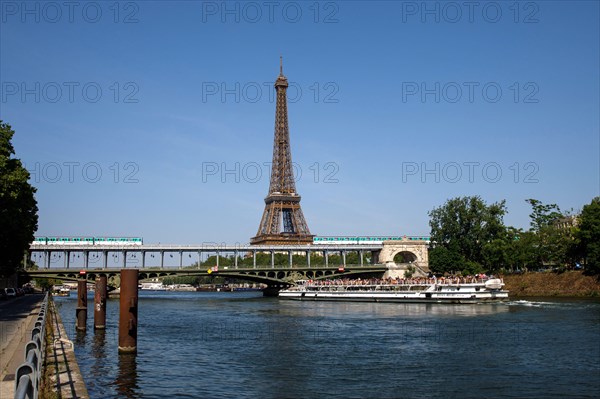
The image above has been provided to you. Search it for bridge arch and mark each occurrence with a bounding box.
[378,240,429,274]
[393,251,418,263]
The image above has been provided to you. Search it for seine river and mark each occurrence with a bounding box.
[55,292,600,398]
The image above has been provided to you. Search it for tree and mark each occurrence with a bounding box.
[482,238,510,272]
[525,199,574,268]
[503,228,537,272]
[428,196,507,274]
[525,199,563,232]
[0,121,38,277]
[577,197,600,274]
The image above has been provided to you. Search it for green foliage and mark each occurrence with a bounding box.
[428,196,507,274]
[503,229,537,271]
[577,197,600,274]
[461,261,483,276]
[429,245,466,274]
[525,198,563,232]
[482,238,510,272]
[37,277,63,291]
[427,196,597,275]
[525,199,575,268]
[0,121,38,277]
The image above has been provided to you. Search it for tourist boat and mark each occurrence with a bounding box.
[278,278,509,303]
[52,285,71,297]
[140,282,167,291]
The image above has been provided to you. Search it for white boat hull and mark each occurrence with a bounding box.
[279,291,508,303]
[279,279,509,304]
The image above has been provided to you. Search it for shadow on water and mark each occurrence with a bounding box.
[75,330,87,346]
[116,354,140,399]
[90,330,106,377]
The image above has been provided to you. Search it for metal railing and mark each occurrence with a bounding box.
[14,293,49,399]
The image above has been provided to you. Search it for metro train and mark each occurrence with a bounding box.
[313,236,430,245]
[31,237,143,246]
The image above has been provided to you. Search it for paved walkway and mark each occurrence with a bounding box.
[0,294,89,399]
[0,294,44,399]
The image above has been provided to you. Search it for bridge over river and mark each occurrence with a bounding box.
[24,240,430,287]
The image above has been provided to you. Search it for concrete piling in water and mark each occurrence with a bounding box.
[76,279,87,331]
[94,275,108,330]
[118,269,139,353]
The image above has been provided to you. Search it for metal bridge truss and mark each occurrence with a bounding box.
[23,265,388,288]
[26,244,385,286]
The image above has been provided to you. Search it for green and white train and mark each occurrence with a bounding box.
[313,236,430,245]
[31,237,143,246]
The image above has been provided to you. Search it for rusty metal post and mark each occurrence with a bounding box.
[94,275,108,330]
[76,279,87,331]
[119,269,139,353]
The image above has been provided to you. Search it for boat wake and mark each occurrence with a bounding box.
[509,300,553,307]
[507,299,599,309]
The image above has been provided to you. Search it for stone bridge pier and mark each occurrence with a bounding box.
[378,240,430,278]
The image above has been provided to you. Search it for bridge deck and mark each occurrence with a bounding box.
[29,244,383,251]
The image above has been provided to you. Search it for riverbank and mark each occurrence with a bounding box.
[43,297,89,398]
[503,271,600,297]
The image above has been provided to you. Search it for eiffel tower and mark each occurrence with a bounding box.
[250,59,314,245]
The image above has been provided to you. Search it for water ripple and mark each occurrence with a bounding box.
[55,292,600,398]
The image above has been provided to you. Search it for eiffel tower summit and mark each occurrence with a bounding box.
[250,59,314,245]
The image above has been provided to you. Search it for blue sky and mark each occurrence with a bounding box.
[1,0,599,244]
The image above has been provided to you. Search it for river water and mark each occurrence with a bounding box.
[54,292,600,398]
